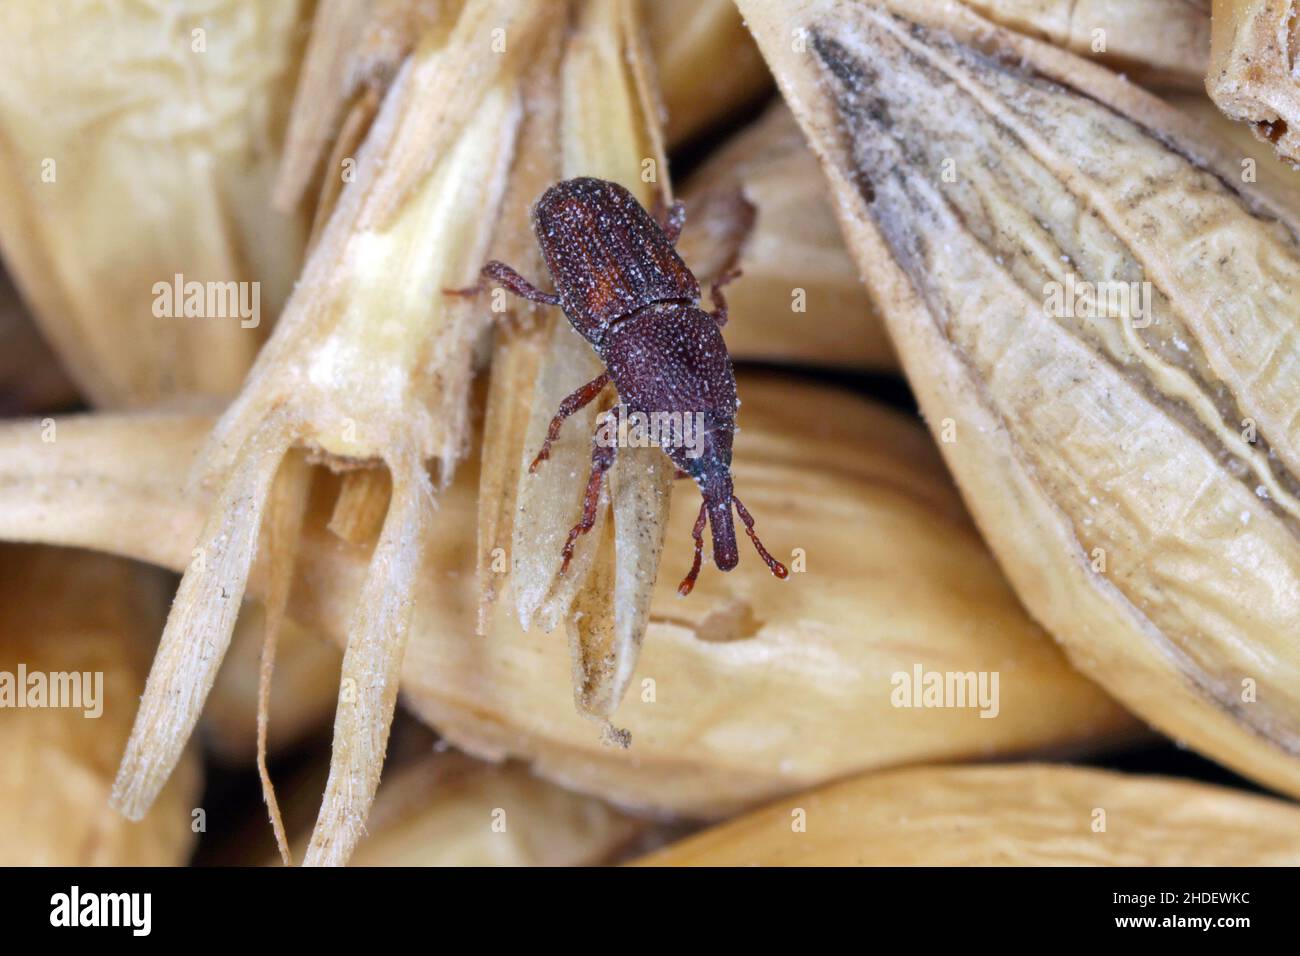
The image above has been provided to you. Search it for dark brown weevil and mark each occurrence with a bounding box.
[453,176,787,596]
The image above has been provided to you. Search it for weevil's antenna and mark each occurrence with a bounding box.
[732,494,789,580]
[677,501,709,596]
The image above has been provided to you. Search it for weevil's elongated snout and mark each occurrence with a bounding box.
[697,467,738,570]
[707,491,739,571]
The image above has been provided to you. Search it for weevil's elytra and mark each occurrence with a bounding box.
[460,176,787,595]
[533,178,699,340]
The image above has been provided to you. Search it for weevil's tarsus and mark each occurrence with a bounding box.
[677,499,709,596]
[734,493,788,579]
[559,416,618,576]
[708,267,741,327]
[530,371,611,473]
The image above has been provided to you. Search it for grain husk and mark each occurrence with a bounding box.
[963,0,1211,88]
[737,0,1300,797]
[0,546,201,865]
[645,0,773,145]
[677,102,895,370]
[0,0,309,408]
[344,752,648,866]
[205,608,342,764]
[1167,88,1300,221]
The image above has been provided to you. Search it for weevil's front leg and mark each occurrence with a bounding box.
[707,267,741,328]
[481,260,561,306]
[559,415,618,576]
[651,191,687,245]
[529,372,611,473]
[445,260,561,307]
[676,500,709,596]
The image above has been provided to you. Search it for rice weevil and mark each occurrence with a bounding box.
[454,177,787,595]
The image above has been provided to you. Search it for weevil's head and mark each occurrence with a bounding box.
[684,425,788,583]
[693,456,739,572]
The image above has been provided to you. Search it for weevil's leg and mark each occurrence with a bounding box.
[676,501,709,596]
[529,372,611,473]
[651,190,687,245]
[732,494,788,579]
[559,417,618,576]
[482,260,561,305]
[444,260,561,306]
[707,267,741,327]
[661,200,686,245]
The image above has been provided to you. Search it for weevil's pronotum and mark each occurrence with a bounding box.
[455,176,787,595]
